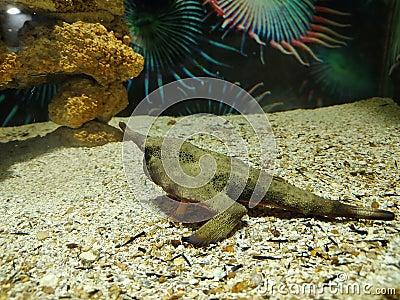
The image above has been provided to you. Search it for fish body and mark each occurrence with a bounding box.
[120,122,395,246]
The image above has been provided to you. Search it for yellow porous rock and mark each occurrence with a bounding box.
[54,21,143,85]
[48,78,127,128]
[54,120,123,147]
[0,53,20,86]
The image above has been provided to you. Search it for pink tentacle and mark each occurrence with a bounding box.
[205,0,225,16]
[281,41,309,66]
[291,40,323,62]
[300,36,342,49]
[306,31,348,46]
[313,16,351,28]
[207,1,351,66]
[247,82,264,94]
[254,90,271,102]
[311,24,352,41]
[270,40,292,55]
[249,29,266,45]
[315,6,351,16]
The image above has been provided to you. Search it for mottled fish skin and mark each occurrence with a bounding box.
[120,122,395,246]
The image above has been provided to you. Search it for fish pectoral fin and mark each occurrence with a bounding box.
[183,198,248,247]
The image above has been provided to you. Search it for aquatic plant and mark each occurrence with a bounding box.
[0,84,57,126]
[124,0,238,97]
[205,0,351,65]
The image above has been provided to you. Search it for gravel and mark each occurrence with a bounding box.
[0,97,399,299]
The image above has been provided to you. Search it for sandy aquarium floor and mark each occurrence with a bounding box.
[0,97,399,299]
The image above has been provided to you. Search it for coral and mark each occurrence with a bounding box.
[55,21,142,84]
[0,53,20,87]
[0,0,142,128]
[54,120,123,147]
[1,21,143,89]
[124,0,239,96]
[206,0,351,65]
[48,78,128,128]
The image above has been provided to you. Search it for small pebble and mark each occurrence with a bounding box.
[213,268,225,280]
[79,250,99,263]
[222,245,235,253]
[39,273,58,290]
[173,256,185,266]
[250,274,263,287]
[231,280,248,293]
[36,231,49,241]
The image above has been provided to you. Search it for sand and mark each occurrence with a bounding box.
[0,97,399,299]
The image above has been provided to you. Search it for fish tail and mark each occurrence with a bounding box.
[327,201,395,220]
[266,177,395,221]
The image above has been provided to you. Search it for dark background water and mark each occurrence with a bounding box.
[0,0,398,126]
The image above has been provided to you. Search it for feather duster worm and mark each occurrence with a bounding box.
[206,0,351,65]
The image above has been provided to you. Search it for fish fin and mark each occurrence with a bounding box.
[183,198,247,247]
[150,195,217,223]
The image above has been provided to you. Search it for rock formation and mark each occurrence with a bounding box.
[0,0,144,129]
